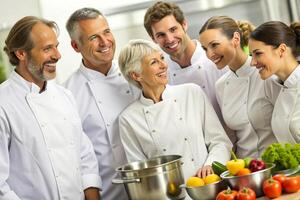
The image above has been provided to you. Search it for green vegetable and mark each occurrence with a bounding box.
[261,143,299,171]
[212,161,227,176]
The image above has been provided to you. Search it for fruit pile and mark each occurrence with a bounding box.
[186,174,221,187]
[220,151,267,176]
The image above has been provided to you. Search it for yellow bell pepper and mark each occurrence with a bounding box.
[226,150,245,175]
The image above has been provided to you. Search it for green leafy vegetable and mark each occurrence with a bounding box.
[261,143,299,171]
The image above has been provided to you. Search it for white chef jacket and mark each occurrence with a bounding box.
[215,57,278,158]
[268,65,300,143]
[166,40,233,140]
[64,61,139,200]
[119,84,232,179]
[0,71,100,200]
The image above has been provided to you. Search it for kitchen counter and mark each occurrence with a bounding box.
[257,190,300,200]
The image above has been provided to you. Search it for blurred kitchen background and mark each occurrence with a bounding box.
[0,0,300,83]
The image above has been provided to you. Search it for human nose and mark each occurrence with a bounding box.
[165,32,175,43]
[206,48,215,60]
[250,57,257,66]
[98,35,109,46]
[52,47,61,60]
[160,60,168,69]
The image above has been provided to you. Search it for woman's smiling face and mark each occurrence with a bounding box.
[199,29,236,69]
[249,38,281,80]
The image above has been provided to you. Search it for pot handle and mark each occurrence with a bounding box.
[112,178,141,184]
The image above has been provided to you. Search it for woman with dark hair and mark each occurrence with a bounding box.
[199,16,277,158]
[249,21,300,143]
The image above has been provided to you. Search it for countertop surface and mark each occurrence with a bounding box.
[257,190,300,200]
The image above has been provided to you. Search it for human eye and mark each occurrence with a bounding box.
[104,29,111,34]
[155,33,164,39]
[170,27,177,33]
[43,46,52,52]
[89,35,97,41]
[211,42,220,49]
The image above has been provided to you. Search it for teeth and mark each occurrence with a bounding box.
[100,47,109,53]
[166,42,178,49]
[213,57,221,64]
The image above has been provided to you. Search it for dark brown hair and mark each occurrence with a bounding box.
[3,16,58,66]
[144,1,184,38]
[250,21,300,57]
[199,16,254,49]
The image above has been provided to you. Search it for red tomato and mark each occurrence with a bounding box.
[272,174,287,185]
[237,187,256,200]
[263,178,282,198]
[216,188,238,200]
[282,176,300,193]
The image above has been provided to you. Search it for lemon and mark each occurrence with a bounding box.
[203,174,221,185]
[186,177,205,187]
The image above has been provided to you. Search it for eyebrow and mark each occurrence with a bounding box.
[208,40,218,45]
[252,49,259,53]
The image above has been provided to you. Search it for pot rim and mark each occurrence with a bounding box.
[116,154,182,173]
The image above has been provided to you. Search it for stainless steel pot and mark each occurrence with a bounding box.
[112,155,185,200]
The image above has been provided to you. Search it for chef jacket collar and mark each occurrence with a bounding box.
[234,56,254,77]
[283,65,300,88]
[139,85,171,105]
[79,60,119,81]
[166,40,203,70]
[10,70,47,94]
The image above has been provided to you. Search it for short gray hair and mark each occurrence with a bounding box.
[66,7,103,42]
[118,39,161,89]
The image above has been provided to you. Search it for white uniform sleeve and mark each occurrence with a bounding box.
[215,79,238,149]
[65,91,102,191]
[0,108,21,200]
[119,114,147,162]
[197,88,233,166]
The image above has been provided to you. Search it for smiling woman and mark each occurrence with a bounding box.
[118,39,232,181]
[249,20,300,144]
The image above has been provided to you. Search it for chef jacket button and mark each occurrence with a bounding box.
[191,158,194,162]
[152,130,156,133]
[179,117,182,120]
[118,73,121,76]
[163,149,166,152]
[184,138,187,141]
[198,66,201,69]
[202,86,205,89]
[145,110,149,114]
[173,73,176,77]
[126,90,130,94]
[106,123,110,127]
[174,99,177,102]
[226,81,229,85]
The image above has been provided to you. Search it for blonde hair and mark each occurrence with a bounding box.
[118,39,161,89]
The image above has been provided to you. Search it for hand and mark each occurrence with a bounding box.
[84,187,101,200]
[196,165,213,178]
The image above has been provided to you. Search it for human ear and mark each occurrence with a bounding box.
[14,49,27,61]
[182,19,188,32]
[130,71,142,82]
[71,40,81,53]
[232,32,241,48]
[277,43,287,58]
